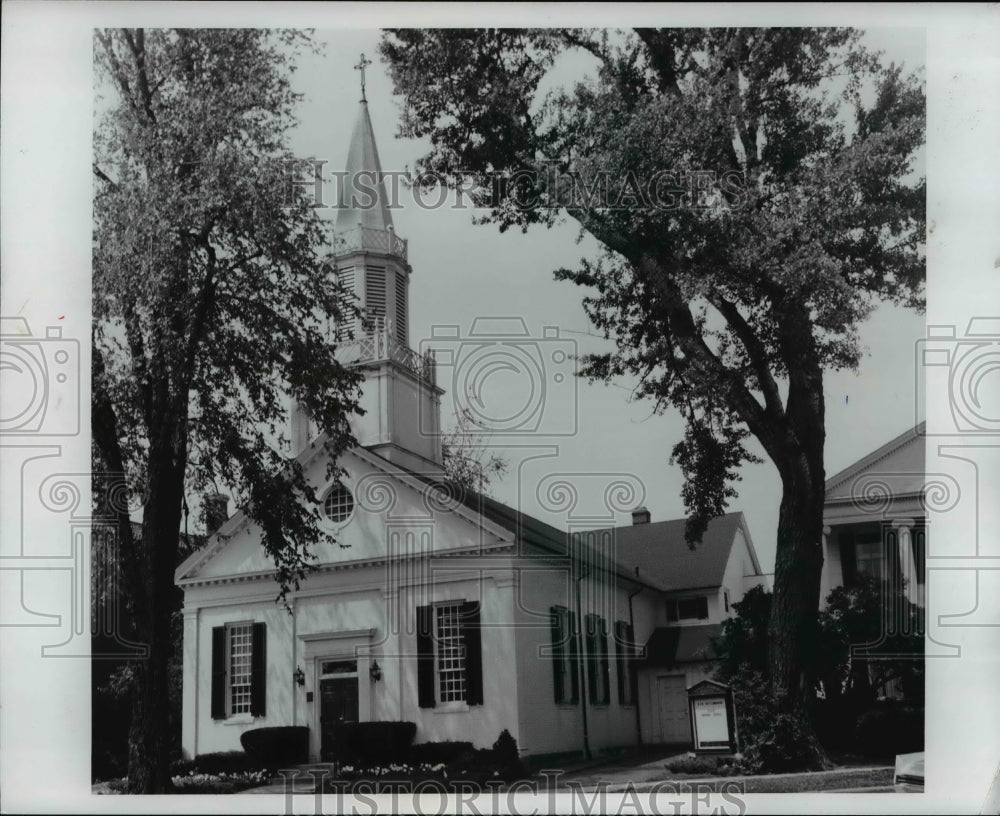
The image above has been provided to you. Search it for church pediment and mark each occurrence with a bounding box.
[175,444,514,585]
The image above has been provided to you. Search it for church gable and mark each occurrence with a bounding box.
[176,445,513,585]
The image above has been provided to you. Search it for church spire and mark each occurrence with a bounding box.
[334,55,398,243]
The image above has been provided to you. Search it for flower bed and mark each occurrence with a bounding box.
[96,768,272,794]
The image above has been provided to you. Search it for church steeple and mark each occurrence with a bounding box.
[290,61,442,469]
[325,60,444,474]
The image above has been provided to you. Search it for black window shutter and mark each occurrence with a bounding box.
[568,611,580,703]
[584,615,599,705]
[550,607,565,703]
[461,600,483,706]
[626,623,637,704]
[250,622,267,717]
[416,605,436,708]
[599,618,610,704]
[211,626,227,719]
[615,621,626,704]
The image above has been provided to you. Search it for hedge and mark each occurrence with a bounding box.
[240,726,309,768]
[323,721,417,764]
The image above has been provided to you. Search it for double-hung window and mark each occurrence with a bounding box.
[416,601,483,708]
[435,602,467,703]
[211,621,266,719]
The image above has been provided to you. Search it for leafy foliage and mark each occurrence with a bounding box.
[854,702,923,758]
[728,666,830,774]
[380,27,925,704]
[94,28,364,600]
[712,584,772,682]
[92,28,364,792]
[816,574,924,706]
[440,407,509,497]
[716,577,925,758]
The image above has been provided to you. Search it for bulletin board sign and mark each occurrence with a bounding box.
[687,680,738,753]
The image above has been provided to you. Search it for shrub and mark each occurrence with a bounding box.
[664,753,741,776]
[728,667,829,774]
[171,750,259,777]
[491,729,526,781]
[409,741,475,765]
[855,703,923,758]
[492,729,519,765]
[324,721,416,764]
[735,710,827,775]
[240,726,309,768]
[813,697,860,752]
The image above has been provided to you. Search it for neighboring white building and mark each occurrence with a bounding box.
[821,422,926,701]
[175,89,766,763]
[822,422,927,609]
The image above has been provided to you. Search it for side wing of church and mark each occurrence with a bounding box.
[175,84,767,763]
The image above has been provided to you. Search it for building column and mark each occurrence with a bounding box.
[892,518,919,606]
[181,608,200,759]
[820,525,832,604]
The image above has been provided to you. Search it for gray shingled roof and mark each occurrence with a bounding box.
[403,458,752,593]
[595,512,752,592]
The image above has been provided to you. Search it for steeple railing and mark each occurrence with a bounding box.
[333,225,408,261]
[339,318,435,385]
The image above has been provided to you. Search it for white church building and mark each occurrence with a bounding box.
[175,86,767,763]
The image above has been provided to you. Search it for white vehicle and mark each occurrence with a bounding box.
[894,752,924,793]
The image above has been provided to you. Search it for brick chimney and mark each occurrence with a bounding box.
[203,493,230,536]
[631,506,651,525]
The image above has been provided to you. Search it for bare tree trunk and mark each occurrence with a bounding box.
[768,476,826,712]
[125,443,184,793]
[766,332,827,717]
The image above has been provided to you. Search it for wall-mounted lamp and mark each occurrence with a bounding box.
[293,666,305,687]
[369,659,382,683]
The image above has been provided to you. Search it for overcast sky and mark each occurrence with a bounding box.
[290,28,928,572]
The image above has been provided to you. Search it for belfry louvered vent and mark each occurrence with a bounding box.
[336,266,356,342]
[365,266,386,328]
[394,270,407,344]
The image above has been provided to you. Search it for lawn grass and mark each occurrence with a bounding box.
[637,767,893,793]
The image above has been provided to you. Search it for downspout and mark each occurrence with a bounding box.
[291,597,298,728]
[574,566,591,759]
[627,577,643,745]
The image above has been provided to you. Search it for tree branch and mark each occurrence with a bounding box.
[710,294,785,423]
[634,28,683,98]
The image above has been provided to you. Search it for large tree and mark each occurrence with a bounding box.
[93,29,363,792]
[379,28,924,714]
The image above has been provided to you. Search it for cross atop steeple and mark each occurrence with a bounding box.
[354,52,372,102]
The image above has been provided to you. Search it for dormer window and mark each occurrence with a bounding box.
[323,482,355,524]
